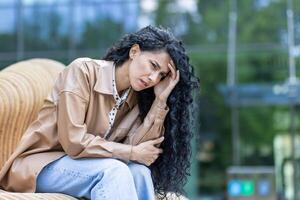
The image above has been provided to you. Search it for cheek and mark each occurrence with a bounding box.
[128,63,141,87]
[131,65,145,77]
[153,79,161,86]
[129,60,137,73]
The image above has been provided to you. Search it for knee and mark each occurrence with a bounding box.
[102,159,132,179]
[129,162,152,180]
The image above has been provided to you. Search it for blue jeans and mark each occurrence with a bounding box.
[36,155,155,200]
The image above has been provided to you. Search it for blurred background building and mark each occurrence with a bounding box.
[0,0,300,200]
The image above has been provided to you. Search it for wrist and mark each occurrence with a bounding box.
[156,95,167,102]
[155,97,168,110]
[130,146,137,161]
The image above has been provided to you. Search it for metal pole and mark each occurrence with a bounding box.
[227,0,237,87]
[287,0,298,199]
[227,0,240,165]
[231,103,240,165]
[287,0,296,84]
[289,103,298,200]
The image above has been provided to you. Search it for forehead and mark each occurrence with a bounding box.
[141,51,171,71]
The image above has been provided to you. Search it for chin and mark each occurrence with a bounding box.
[131,79,146,91]
[132,86,142,92]
[130,82,142,91]
[134,85,147,91]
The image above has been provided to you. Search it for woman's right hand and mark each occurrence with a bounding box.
[130,137,164,166]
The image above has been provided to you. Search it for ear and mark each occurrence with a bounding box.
[129,44,141,59]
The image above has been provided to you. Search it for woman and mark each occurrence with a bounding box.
[0,25,200,200]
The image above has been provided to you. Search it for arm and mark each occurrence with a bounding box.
[57,92,133,163]
[127,60,180,165]
[123,97,169,146]
[124,60,179,147]
[56,59,133,163]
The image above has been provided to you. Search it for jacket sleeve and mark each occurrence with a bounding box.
[56,59,132,163]
[123,97,170,146]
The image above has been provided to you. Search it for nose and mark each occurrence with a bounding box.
[148,71,161,84]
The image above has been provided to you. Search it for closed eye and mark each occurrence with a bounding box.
[150,60,158,70]
[149,60,167,78]
[160,72,166,78]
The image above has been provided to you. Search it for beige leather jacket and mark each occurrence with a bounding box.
[0,58,169,193]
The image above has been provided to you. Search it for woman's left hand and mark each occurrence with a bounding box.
[154,60,180,102]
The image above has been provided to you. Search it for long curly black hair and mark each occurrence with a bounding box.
[103,25,200,199]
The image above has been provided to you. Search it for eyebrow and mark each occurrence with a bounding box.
[149,59,169,75]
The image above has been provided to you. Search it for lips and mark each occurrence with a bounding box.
[139,79,149,88]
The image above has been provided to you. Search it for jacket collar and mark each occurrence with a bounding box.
[93,60,137,109]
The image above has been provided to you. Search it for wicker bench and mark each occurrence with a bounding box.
[0,59,80,199]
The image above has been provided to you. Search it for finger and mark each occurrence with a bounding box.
[152,136,164,144]
[148,145,162,153]
[170,59,176,69]
[158,148,163,154]
[170,61,177,78]
[147,159,154,165]
[151,158,156,163]
[168,63,176,80]
[166,64,174,80]
[153,148,163,154]
[170,70,180,87]
[150,136,164,145]
[176,70,180,82]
